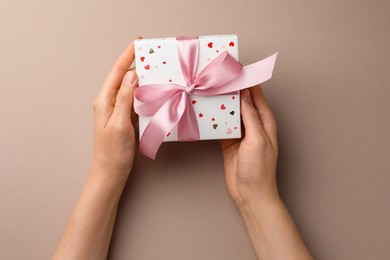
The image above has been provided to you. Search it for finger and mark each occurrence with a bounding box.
[109,70,138,125]
[249,86,278,148]
[240,89,268,140]
[99,36,142,100]
[93,36,142,127]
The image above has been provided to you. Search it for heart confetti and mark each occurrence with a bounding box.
[144,64,150,70]
[229,41,234,47]
[140,56,145,62]
[226,128,232,134]
[230,111,235,115]
[199,113,203,117]
[220,104,226,110]
[149,48,154,54]
[213,124,218,129]
[207,42,213,48]
[192,100,197,105]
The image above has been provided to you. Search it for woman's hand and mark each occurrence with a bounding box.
[92,38,140,183]
[52,38,141,260]
[220,86,279,205]
[220,86,313,259]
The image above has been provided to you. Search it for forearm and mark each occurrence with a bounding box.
[237,193,312,260]
[52,164,128,260]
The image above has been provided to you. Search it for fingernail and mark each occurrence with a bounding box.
[124,72,135,85]
[242,89,250,101]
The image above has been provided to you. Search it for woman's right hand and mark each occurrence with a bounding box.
[220,86,313,259]
[220,86,279,206]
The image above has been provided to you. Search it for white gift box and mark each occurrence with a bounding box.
[134,34,241,142]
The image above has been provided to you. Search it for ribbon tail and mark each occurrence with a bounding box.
[139,92,187,159]
[195,52,278,96]
[177,94,200,141]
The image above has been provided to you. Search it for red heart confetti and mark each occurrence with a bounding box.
[211,118,215,121]
[144,64,150,70]
[199,113,203,117]
[226,128,232,134]
[158,45,161,49]
[192,100,197,105]
[232,96,235,99]
[163,61,166,64]
[140,56,145,62]
[207,42,213,48]
[216,50,219,53]
[169,79,172,82]
[220,104,226,110]
[229,41,235,47]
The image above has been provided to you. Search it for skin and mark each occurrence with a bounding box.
[52,38,313,260]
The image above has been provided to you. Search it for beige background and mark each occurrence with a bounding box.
[1,1,389,259]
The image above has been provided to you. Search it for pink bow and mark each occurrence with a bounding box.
[134,36,277,159]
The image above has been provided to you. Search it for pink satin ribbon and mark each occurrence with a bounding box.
[134,36,277,159]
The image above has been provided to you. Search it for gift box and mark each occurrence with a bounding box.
[135,34,241,142]
[134,34,277,159]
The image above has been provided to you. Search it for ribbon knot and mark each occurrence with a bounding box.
[134,36,277,159]
[185,84,195,94]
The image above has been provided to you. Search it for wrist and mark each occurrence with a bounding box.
[235,192,284,222]
[89,160,131,190]
[234,187,280,211]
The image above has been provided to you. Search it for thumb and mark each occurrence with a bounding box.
[240,89,266,139]
[111,70,138,124]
